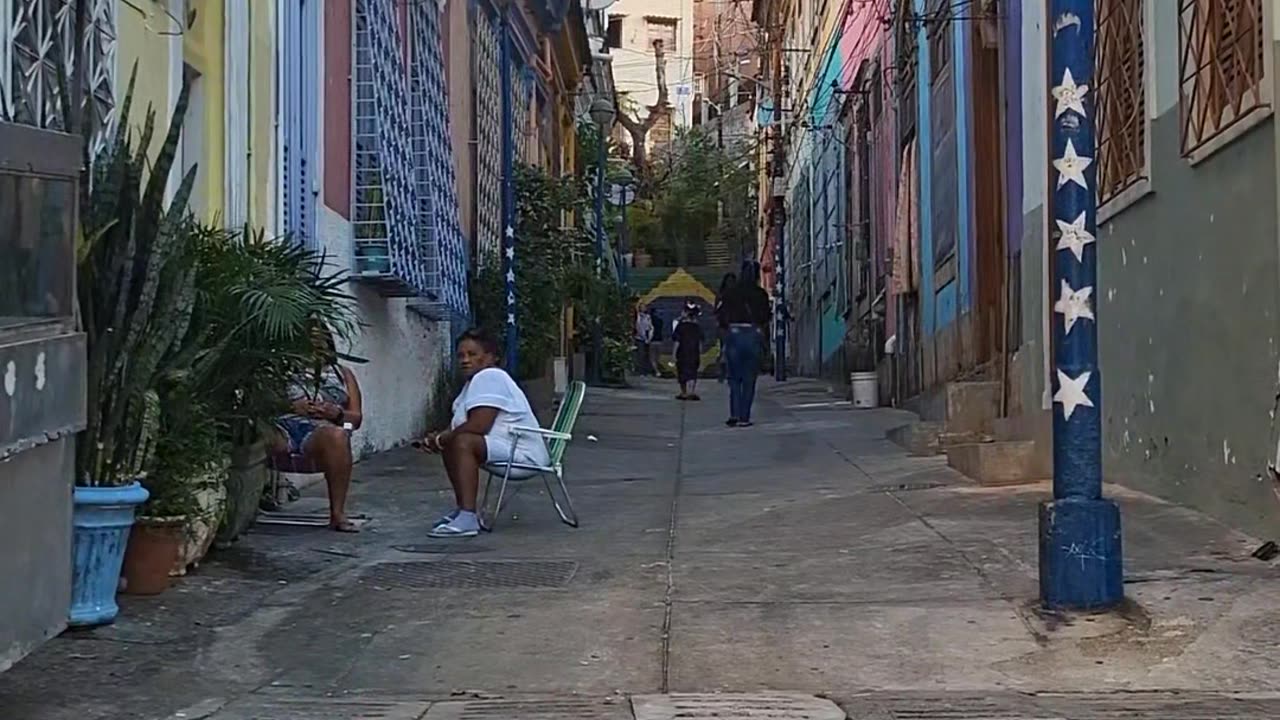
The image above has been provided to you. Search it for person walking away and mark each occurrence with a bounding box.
[714,272,737,383]
[720,262,770,426]
[648,306,664,375]
[673,300,705,400]
[635,305,655,375]
[419,329,551,538]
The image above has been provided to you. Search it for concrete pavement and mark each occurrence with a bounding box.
[2,377,1280,718]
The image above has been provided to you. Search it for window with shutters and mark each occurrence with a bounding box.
[1096,0,1147,205]
[1179,0,1270,159]
[646,17,677,53]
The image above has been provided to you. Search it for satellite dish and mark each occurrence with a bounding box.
[587,0,618,10]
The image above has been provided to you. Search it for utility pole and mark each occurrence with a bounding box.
[1039,0,1123,610]
[769,18,786,382]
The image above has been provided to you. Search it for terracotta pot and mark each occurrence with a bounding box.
[121,518,184,595]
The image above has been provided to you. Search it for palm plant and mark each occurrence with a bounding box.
[190,228,356,446]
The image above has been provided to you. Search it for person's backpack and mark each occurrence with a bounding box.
[651,312,664,341]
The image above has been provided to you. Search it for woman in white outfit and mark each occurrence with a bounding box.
[420,328,550,538]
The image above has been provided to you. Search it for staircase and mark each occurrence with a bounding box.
[887,381,1000,455]
[888,380,1050,487]
[704,232,732,268]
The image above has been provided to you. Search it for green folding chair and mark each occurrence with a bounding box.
[479,380,586,531]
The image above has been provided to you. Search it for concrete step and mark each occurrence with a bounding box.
[889,421,993,456]
[918,380,1001,434]
[993,408,1052,444]
[946,440,1048,487]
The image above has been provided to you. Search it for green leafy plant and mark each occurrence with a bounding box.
[189,227,357,446]
[76,68,203,487]
[472,164,593,380]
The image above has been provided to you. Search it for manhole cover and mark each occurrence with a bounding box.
[425,697,630,720]
[208,695,430,719]
[360,560,578,589]
[390,543,492,554]
[632,693,845,720]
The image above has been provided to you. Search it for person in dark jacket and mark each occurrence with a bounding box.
[719,261,770,426]
[714,272,737,383]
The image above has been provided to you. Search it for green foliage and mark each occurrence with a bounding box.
[471,163,637,383]
[622,126,759,268]
[189,228,356,446]
[77,67,203,486]
[76,66,356,499]
[472,164,593,380]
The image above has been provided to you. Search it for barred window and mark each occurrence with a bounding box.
[1096,0,1146,204]
[1179,0,1268,157]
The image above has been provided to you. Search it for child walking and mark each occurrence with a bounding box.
[673,300,705,401]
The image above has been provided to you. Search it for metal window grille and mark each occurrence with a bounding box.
[1178,0,1268,156]
[1097,0,1147,203]
[2,0,117,159]
[352,0,423,295]
[472,6,502,262]
[408,0,469,317]
[513,67,533,163]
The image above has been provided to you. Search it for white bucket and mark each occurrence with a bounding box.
[850,371,879,409]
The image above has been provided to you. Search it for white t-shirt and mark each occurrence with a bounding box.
[451,368,550,464]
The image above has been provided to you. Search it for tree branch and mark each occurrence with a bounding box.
[614,38,672,176]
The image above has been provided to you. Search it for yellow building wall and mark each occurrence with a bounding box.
[116,0,274,232]
[247,0,274,229]
[115,0,173,153]
[184,0,226,221]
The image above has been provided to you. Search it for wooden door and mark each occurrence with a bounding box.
[971,18,1006,367]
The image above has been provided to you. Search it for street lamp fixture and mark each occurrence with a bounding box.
[590,96,616,130]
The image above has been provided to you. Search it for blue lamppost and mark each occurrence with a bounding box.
[589,96,615,385]
[1040,0,1124,610]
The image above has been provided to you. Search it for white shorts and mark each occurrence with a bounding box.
[484,434,549,468]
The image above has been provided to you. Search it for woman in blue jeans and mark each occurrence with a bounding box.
[716,261,771,426]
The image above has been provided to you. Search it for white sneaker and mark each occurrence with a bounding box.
[428,520,479,538]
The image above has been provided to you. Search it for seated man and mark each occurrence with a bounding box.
[271,329,364,532]
[419,328,550,538]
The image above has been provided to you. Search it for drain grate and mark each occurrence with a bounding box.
[869,481,946,493]
[842,692,1280,719]
[425,697,631,720]
[632,693,845,720]
[207,696,430,719]
[390,542,492,555]
[360,560,578,589]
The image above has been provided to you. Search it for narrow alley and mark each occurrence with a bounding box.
[2,379,1278,719]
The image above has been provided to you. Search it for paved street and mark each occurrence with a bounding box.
[3,378,1280,719]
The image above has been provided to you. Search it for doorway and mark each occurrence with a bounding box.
[970,16,1006,369]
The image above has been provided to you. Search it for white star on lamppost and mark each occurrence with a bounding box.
[1055,211,1095,263]
[1052,68,1088,119]
[506,269,515,283]
[1053,279,1095,335]
[507,291,515,305]
[507,313,516,325]
[505,226,514,238]
[1054,369,1094,421]
[1054,139,1092,190]
[505,246,514,260]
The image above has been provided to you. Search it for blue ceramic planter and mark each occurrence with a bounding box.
[70,482,149,627]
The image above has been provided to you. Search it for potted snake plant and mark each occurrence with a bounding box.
[70,70,199,624]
